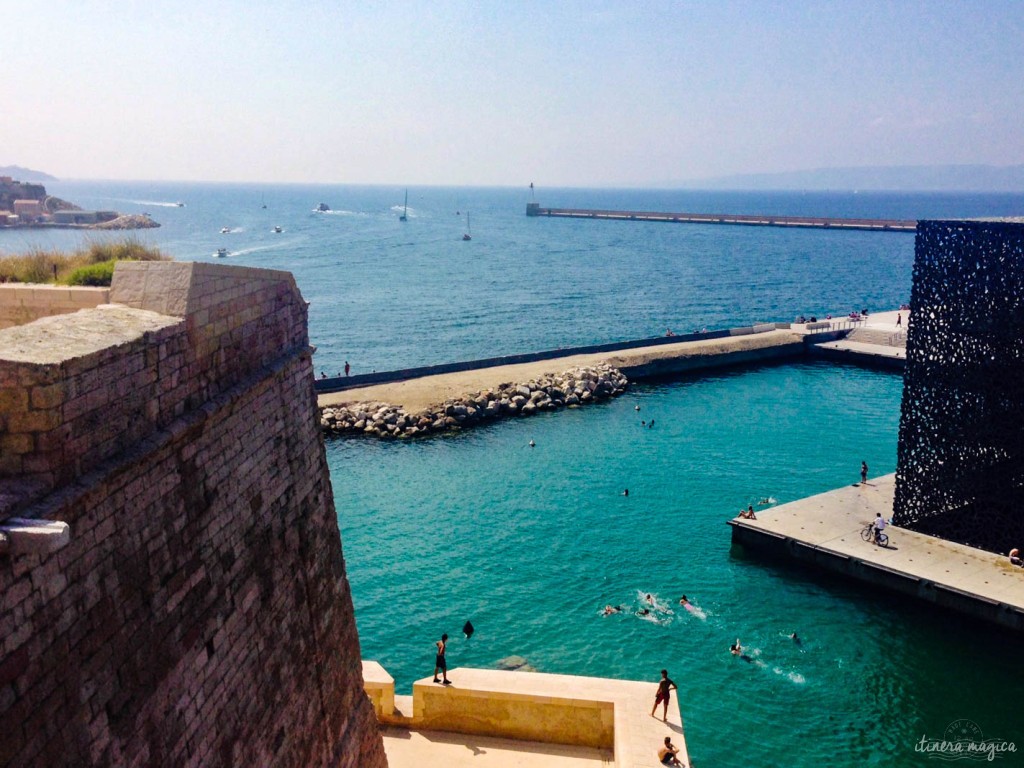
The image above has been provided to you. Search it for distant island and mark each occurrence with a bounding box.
[0,174,158,230]
[672,164,1024,193]
[0,165,58,183]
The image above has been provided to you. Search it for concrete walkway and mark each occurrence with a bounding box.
[319,329,801,412]
[809,309,909,365]
[730,474,1024,629]
[382,728,612,767]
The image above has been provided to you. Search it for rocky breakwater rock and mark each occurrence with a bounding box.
[320,364,629,439]
[91,213,161,230]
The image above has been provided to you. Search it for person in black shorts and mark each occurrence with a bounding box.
[860,461,868,485]
[658,736,684,766]
[651,668,677,721]
[433,633,451,685]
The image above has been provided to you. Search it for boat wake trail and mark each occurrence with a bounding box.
[130,200,184,208]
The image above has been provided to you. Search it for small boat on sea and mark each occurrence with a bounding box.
[215,248,228,258]
[316,203,331,212]
[462,212,472,241]
[220,227,230,234]
[176,202,185,207]
[272,225,283,233]
[399,190,408,222]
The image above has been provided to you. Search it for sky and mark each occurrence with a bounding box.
[4,0,1024,187]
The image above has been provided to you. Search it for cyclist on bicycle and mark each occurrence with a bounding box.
[872,513,887,544]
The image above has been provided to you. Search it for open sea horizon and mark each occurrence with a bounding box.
[4,181,1021,765]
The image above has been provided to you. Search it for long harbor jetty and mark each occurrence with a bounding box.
[526,202,917,232]
[317,311,908,413]
[729,475,1024,633]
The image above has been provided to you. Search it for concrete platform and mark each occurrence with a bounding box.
[807,309,908,368]
[364,663,689,768]
[322,329,802,412]
[382,727,612,767]
[729,474,1024,632]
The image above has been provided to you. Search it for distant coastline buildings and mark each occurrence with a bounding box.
[0,175,156,229]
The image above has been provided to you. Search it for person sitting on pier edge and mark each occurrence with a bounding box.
[738,505,756,520]
[658,736,684,766]
[1010,548,1023,567]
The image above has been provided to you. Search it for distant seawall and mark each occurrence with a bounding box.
[526,202,917,232]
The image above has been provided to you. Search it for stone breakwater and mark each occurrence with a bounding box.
[320,364,629,438]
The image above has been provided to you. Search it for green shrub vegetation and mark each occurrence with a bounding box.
[65,260,118,286]
[0,238,169,286]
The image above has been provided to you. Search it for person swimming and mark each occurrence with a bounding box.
[602,605,622,616]
[730,639,752,661]
[790,632,801,645]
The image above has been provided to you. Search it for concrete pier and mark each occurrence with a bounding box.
[317,312,910,412]
[363,662,689,768]
[527,202,917,232]
[729,474,1024,632]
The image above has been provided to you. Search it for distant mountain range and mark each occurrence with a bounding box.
[0,165,58,182]
[675,165,1024,192]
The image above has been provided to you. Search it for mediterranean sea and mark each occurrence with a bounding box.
[4,182,1021,765]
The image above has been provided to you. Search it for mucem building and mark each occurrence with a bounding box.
[893,219,1024,553]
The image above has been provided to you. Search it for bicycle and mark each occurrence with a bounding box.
[860,523,889,547]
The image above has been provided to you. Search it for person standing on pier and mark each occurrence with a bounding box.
[433,633,451,685]
[344,360,350,376]
[651,669,677,721]
[860,461,868,485]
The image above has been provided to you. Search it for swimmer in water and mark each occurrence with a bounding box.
[637,608,651,616]
[790,632,801,645]
[529,439,535,447]
[603,605,621,616]
[623,489,629,497]
[635,405,641,411]
[730,639,752,661]
[679,595,689,607]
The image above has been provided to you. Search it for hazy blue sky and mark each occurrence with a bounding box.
[5,1,1023,186]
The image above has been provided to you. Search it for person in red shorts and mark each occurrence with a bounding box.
[651,668,677,721]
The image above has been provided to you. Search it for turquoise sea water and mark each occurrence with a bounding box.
[328,362,1022,767]
[4,183,1022,765]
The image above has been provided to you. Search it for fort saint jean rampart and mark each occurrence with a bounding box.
[0,262,386,767]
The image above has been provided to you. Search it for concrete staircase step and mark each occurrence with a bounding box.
[381,694,416,727]
[847,327,906,348]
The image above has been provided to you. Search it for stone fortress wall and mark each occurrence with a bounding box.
[0,262,386,767]
[0,284,110,330]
